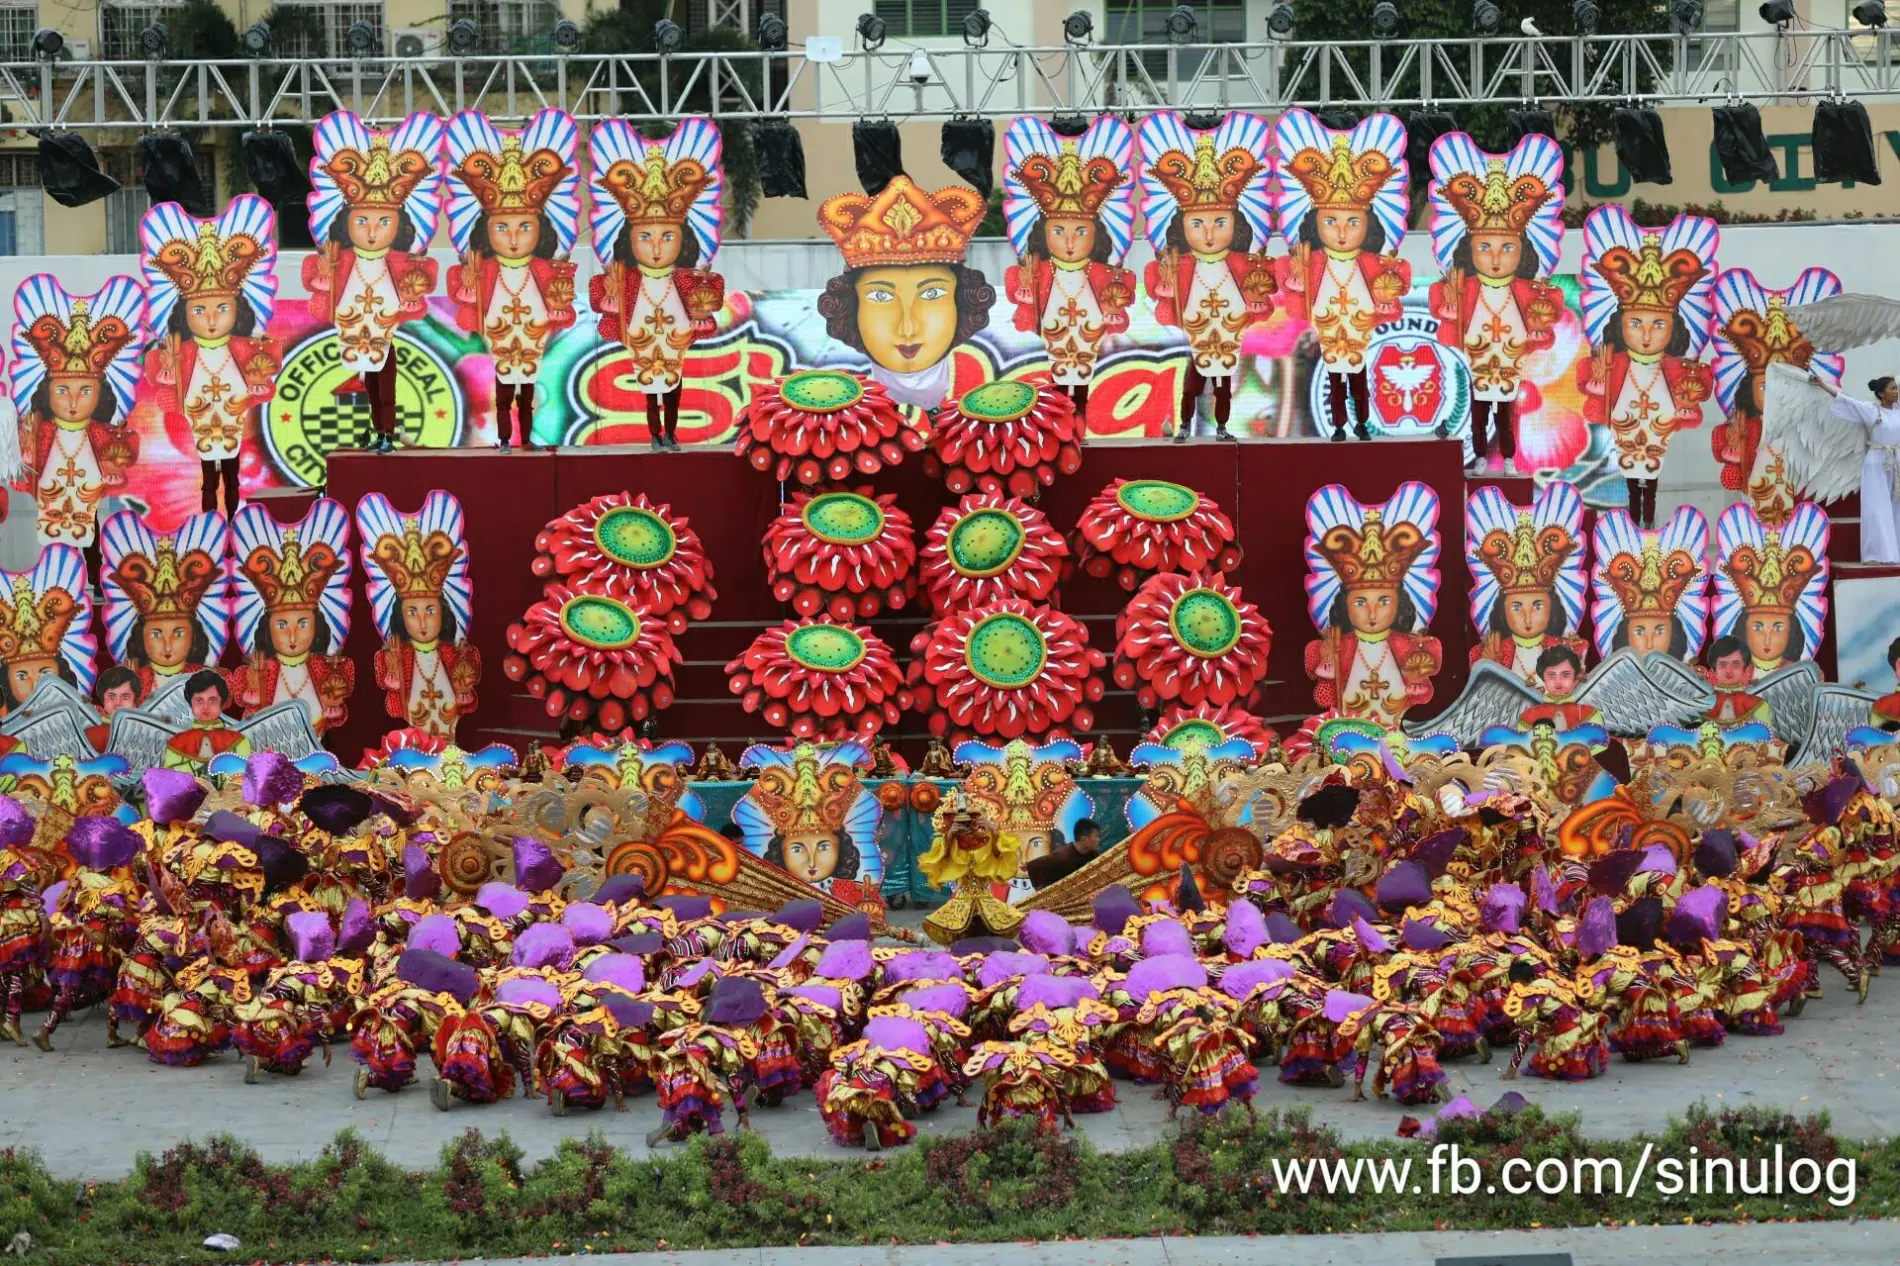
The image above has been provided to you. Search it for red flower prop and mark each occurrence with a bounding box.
[1145,702,1278,759]
[919,492,1068,616]
[530,493,716,634]
[735,369,922,487]
[502,584,681,734]
[908,599,1106,741]
[1114,571,1272,710]
[726,619,911,741]
[1072,478,1243,591]
[923,379,1084,497]
[763,487,917,621]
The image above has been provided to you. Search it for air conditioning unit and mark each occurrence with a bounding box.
[60,38,91,60]
[392,27,442,58]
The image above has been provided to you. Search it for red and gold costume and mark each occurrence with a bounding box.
[447,135,578,385]
[1005,141,1135,389]
[225,529,356,733]
[19,300,140,550]
[1711,295,1814,495]
[301,135,438,374]
[1468,510,1589,682]
[1427,160,1563,404]
[0,577,80,719]
[1719,527,1819,681]
[107,535,220,699]
[369,520,480,741]
[147,222,280,467]
[1142,134,1275,384]
[1303,511,1442,726]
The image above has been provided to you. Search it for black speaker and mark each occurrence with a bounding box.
[1048,113,1092,138]
[239,129,312,206]
[1404,110,1458,178]
[36,132,119,208]
[852,120,903,196]
[940,117,994,197]
[753,119,808,200]
[1712,104,1779,185]
[1813,99,1881,185]
[1315,109,1362,133]
[1505,108,1559,144]
[138,132,211,215]
[1612,106,1672,185]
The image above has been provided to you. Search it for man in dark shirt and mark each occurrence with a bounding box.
[1026,818,1103,891]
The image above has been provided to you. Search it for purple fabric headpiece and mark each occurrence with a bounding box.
[951,936,1019,955]
[655,894,713,923]
[474,882,529,921]
[1402,917,1453,951]
[1805,775,1862,827]
[562,902,614,946]
[1017,974,1098,1010]
[1376,860,1432,912]
[884,950,960,984]
[673,958,721,989]
[140,770,203,827]
[901,982,971,1016]
[611,932,666,956]
[1174,865,1205,913]
[815,938,873,980]
[829,912,873,941]
[1140,919,1194,959]
[298,785,373,834]
[1666,885,1725,946]
[254,835,308,894]
[1616,895,1663,949]
[286,910,335,962]
[1324,989,1374,1023]
[511,922,576,970]
[1019,910,1076,957]
[243,752,303,808]
[591,874,645,908]
[1579,896,1617,957]
[785,983,843,1012]
[403,844,440,903]
[496,975,564,1010]
[1124,953,1207,999]
[1480,883,1526,934]
[1531,863,1558,915]
[40,879,64,917]
[864,1014,931,1055]
[66,815,139,871]
[604,997,655,1030]
[337,898,373,955]
[511,835,565,894]
[396,948,478,1004]
[1219,958,1294,1001]
[1588,851,1645,896]
[1264,912,1303,944]
[774,898,824,933]
[1092,886,1141,935]
[1637,844,1677,875]
[1694,829,1738,879]
[408,913,461,957]
[1224,899,1268,957]
[1329,888,1378,930]
[202,810,261,847]
[707,976,767,1026]
[1350,914,1392,954]
[1411,827,1466,878]
[976,952,1049,988]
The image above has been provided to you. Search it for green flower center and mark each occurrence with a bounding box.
[779,369,866,414]
[594,506,676,569]
[785,623,868,672]
[560,595,642,651]
[1170,588,1242,658]
[1116,479,1200,522]
[965,613,1048,689]
[958,380,1037,423]
[802,492,884,545]
[1160,718,1227,750]
[948,508,1026,578]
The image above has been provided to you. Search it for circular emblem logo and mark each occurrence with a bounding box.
[802,491,884,545]
[1307,324,1471,438]
[966,612,1047,689]
[595,506,676,569]
[786,622,867,672]
[266,330,463,486]
[948,508,1026,577]
[1116,479,1199,522]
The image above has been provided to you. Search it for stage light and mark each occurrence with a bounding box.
[1572,0,1600,33]
[1613,105,1672,185]
[31,27,62,58]
[1315,108,1361,131]
[1506,106,1558,142]
[1712,103,1779,183]
[139,131,211,215]
[37,132,118,207]
[240,128,311,205]
[241,21,272,54]
[1405,109,1458,177]
[1759,0,1795,24]
[1371,2,1402,39]
[961,7,991,46]
[551,18,581,50]
[754,118,807,198]
[654,19,683,54]
[1050,112,1090,136]
[1063,10,1093,43]
[907,47,931,81]
[852,119,902,195]
[1267,2,1296,37]
[447,18,480,54]
[1472,0,1501,35]
[1855,0,1887,25]
[941,116,994,196]
[1165,4,1198,42]
[1668,0,1702,34]
[757,12,788,50]
[344,20,379,55]
[139,22,167,57]
[855,13,887,49]
[1813,99,1881,184]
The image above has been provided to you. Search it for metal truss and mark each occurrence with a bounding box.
[5,29,1898,132]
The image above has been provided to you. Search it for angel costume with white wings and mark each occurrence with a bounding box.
[1761,361,1900,563]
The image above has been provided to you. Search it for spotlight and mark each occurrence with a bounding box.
[1712,103,1780,184]
[1267,2,1296,37]
[1472,0,1500,34]
[1667,0,1703,34]
[852,119,903,195]
[1063,9,1093,43]
[30,27,62,58]
[1315,108,1360,130]
[1165,4,1198,41]
[1855,0,1887,25]
[961,7,991,45]
[241,21,273,54]
[654,18,683,54]
[753,118,807,198]
[551,18,581,50]
[1506,106,1558,142]
[139,22,167,57]
[1572,0,1600,32]
[139,132,211,215]
[344,20,379,56]
[1814,98,1881,184]
[1759,0,1795,24]
[855,12,886,49]
[36,132,118,207]
[757,11,788,50]
[446,18,480,54]
[1612,105,1672,185]
[1370,2,1402,39]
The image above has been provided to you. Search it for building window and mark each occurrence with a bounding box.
[872,0,979,38]
[448,0,557,52]
[0,150,42,256]
[0,3,33,62]
[1104,0,1246,77]
[272,1,386,58]
[100,1,182,60]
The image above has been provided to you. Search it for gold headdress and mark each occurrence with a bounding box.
[151,222,265,300]
[241,527,343,614]
[1016,140,1124,219]
[602,142,709,226]
[819,175,986,269]
[1722,294,1814,373]
[962,740,1074,839]
[1722,529,1818,615]
[1477,510,1575,596]
[25,299,135,381]
[1286,132,1396,211]
[0,580,77,665]
[1441,157,1552,235]
[748,743,859,838]
[109,538,220,619]
[1317,509,1429,590]
[371,520,461,600]
[324,133,433,211]
[1148,132,1259,213]
[1593,233,1707,314]
[456,134,568,216]
[1602,540,1698,618]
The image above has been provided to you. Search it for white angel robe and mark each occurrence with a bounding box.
[1831,395,1900,564]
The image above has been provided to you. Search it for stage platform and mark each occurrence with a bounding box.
[318,436,1478,765]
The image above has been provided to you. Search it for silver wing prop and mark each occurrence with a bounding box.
[234,702,324,764]
[1786,292,1900,351]
[0,677,102,760]
[1403,661,1541,748]
[1760,362,1868,504]
[1787,684,1880,767]
[1755,661,1825,748]
[105,708,180,776]
[140,675,196,729]
[1572,649,1716,737]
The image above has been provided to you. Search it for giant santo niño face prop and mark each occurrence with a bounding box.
[852,264,959,377]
